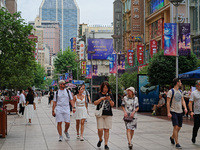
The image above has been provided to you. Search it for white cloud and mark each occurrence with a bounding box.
[18,0,114,25]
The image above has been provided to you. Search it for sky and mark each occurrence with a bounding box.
[17,0,114,25]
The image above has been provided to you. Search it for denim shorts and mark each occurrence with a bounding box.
[171,111,183,127]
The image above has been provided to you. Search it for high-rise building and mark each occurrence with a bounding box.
[39,0,80,52]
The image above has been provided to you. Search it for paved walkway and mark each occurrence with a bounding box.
[0,96,200,150]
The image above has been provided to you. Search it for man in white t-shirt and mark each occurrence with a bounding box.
[189,80,200,144]
[52,80,76,142]
[167,78,187,149]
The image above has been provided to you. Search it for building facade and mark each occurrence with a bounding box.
[0,0,17,14]
[40,0,80,52]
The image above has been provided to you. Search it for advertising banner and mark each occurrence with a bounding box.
[65,73,69,82]
[69,71,73,81]
[81,61,86,75]
[51,80,55,86]
[60,76,63,81]
[73,37,76,52]
[150,40,157,57]
[109,54,117,74]
[179,23,191,56]
[164,23,177,56]
[127,50,134,66]
[118,54,125,73]
[79,41,85,60]
[86,65,92,79]
[137,74,159,111]
[88,39,114,60]
[93,65,98,76]
[137,45,144,64]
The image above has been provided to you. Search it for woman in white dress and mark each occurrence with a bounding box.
[73,86,89,141]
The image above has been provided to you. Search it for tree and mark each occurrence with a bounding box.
[148,50,198,86]
[119,72,138,90]
[33,63,46,89]
[109,74,123,95]
[54,48,79,79]
[0,8,37,90]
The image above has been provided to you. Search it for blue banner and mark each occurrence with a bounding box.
[72,80,85,85]
[60,76,63,80]
[65,73,69,82]
[88,39,114,60]
[137,75,159,112]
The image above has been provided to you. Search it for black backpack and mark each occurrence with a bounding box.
[170,88,182,106]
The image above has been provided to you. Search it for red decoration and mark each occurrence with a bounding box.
[137,45,144,64]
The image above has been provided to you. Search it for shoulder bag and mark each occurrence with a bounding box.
[95,100,105,117]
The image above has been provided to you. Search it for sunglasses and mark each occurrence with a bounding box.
[61,83,66,85]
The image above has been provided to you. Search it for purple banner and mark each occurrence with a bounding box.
[164,23,177,56]
[108,54,117,74]
[179,23,191,56]
[118,54,125,73]
[88,39,114,60]
[69,71,73,81]
[86,65,92,79]
[93,65,98,76]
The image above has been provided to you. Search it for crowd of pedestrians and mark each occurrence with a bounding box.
[2,77,200,150]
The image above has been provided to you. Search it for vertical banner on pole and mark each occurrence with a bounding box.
[150,40,157,58]
[179,23,191,56]
[73,37,76,52]
[137,45,144,64]
[127,50,134,66]
[69,71,73,81]
[92,65,98,76]
[65,73,69,82]
[118,54,125,73]
[81,61,86,75]
[164,23,177,56]
[86,65,92,79]
[79,41,85,60]
[109,54,117,74]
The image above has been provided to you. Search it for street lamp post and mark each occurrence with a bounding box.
[75,59,80,80]
[169,0,183,78]
[88,51,96,102]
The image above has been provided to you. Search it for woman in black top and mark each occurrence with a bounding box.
[48,89,54,105]
[25,87,35,124]
[94,82,114,150]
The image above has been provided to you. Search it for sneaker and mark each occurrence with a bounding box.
[80,137,84,141]
[176,143,182,149]
[64,132,70,139]
[58,136,63,142]
[170,137,175,145]
[97,140,103,147]
[104,145,109,150]
[192,137,196,143]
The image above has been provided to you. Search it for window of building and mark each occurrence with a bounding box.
[151,21,158,38]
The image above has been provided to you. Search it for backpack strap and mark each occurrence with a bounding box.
[66,89,72,100]
[170,88,174,107]
[56,89,72,104]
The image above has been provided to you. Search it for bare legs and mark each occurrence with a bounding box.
[76,119,86,138]
[98,129,110,145]
[171,125,181,144]
[126,129,134,144]
[57,122,70,136]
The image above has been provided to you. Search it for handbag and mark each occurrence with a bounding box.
[123,116,133,122]
[95,100,105,117]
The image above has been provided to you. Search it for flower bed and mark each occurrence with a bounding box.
[3,96,19,114]
[0,107,7,138]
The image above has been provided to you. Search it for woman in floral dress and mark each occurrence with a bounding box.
[121,87,139,149]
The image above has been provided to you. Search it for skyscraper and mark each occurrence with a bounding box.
[40,0,80,53]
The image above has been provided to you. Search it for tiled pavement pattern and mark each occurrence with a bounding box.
[0,96,200,150]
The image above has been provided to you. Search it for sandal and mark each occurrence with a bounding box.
[128,143,133,149]
[80,137,84,141]
[77,135,80,139]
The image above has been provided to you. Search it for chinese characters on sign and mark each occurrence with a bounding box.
[137,45,144,64]
[150,40,157,58]
[81,61,86,75]
[132,0,140,34]
[127,50,134,66]
[79,41,85,60]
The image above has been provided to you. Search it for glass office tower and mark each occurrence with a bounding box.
[40,0,80,52]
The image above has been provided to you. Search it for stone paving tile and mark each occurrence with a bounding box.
[1,96,200,150]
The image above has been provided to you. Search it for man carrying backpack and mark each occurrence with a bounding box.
[52,80,76,142]
[167,78,187,149]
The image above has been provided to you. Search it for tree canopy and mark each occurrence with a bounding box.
[147,51,198,86]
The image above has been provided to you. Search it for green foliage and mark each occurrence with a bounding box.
[148,50,198,86]
[119,72,138,90]
[33,63,46,88]
[108,74,123,95]
[0,8,37,89]
[54,48,79,79]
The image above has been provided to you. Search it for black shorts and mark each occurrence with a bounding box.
[171,111,183,127]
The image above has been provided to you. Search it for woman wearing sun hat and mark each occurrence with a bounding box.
[121,87,139,150]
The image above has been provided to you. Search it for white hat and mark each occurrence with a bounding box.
[126,87,135,94]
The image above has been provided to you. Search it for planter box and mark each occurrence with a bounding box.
[0,108,7,138]
[3,100,18,114]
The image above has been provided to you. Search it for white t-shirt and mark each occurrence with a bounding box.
[158,98,165,105]
[167,89,183,113]
[190,90,200,114]
[19,93,26,104]
[53,89,73,113]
